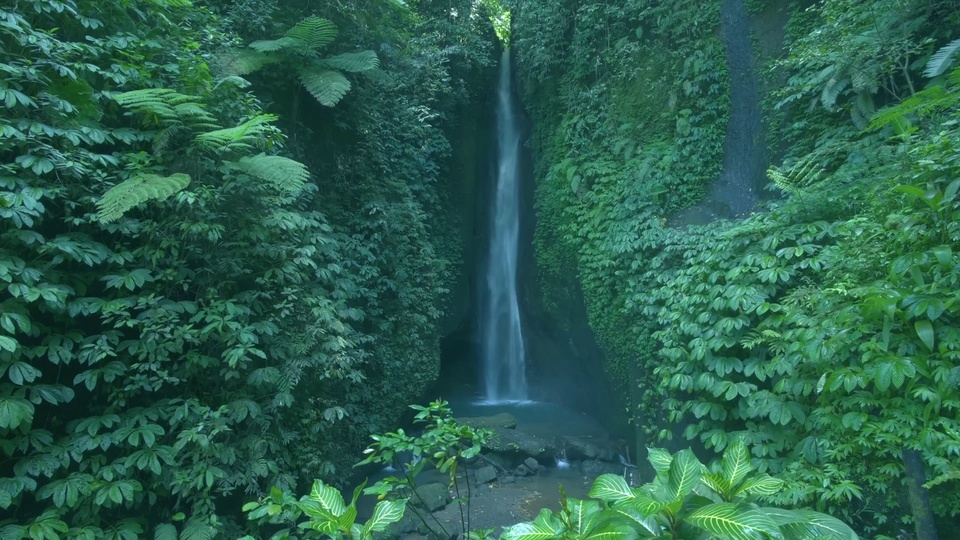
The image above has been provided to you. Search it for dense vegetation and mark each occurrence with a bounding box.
[0,0,496,537]
[3,0,959,538]
[510,0,960,537]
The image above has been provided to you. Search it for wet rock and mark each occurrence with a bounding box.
[500,475,516,485]
[523,457,540,473]
[475,466,498,484]
[559,435,618,462]
[514,464,533,477]
[414,483,452,511]
[456,413,518,430]
[485,427,555,459]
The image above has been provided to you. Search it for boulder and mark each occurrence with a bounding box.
[474,465,498,484]
[413,483,451,512]
[500,475,516,485]
[455,413,517,430]
[523,457,540,473]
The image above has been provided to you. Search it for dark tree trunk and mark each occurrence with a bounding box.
[902,448,939,540]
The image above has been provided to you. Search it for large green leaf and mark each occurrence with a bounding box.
[687,503,782,540]
[363,499,406,535]
[307,480,346,517]
[646,448,672,473]
[502,508,565,540]
[765,508,858,540]
[734,474,784,498]
[589,474,636,503]
[721,440,753,489]
[617,490,668,517]
[663,450,701,503]
[567,498,603,537]
[582,520,639,540]
[700,472,732,500]
[611,507,662,538]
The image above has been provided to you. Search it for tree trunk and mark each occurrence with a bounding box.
[902,448,939,540]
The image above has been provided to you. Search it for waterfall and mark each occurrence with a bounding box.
[479,50,527,403]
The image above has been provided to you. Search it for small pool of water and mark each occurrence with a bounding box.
[445,397,607,439]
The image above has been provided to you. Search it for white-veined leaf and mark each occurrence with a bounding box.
[589,474,635,503]
[687,503,782,540]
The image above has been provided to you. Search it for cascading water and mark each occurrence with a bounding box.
[479,50,527,403]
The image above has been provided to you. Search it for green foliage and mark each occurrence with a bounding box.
[219,16,378,107]
[514,0,960,536]
[0,0,497,539]
[240,480,406,540]
[358,400,490,538]
[95,173,191,222]
[503,442,857,540]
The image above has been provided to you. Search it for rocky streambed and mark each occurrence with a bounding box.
[384,404,631,539]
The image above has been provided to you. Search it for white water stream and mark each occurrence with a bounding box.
[479,50,527,403]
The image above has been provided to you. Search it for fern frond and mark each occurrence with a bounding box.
[95,173,190,222]
[213,76,251,90]
[925,38,960,78]
[214,50,281,77]
[283,16,337,51]
[767,167,802,196]
[152,125,185,154]
[226,154,310,192]
[299,67,350,107]
[114,88,180,121]
[319,51,379,73]
[251,16,337,52]
[179,518,215,540]
[850,92,875,130]
[114,88,216,128]
[193,114,277,153]
[249,37,299,53]
[820,77,847,110]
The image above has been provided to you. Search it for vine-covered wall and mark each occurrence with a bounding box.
[510,0,960,534]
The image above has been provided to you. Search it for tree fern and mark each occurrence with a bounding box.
[924,38,960,78]
[193,115,277,153]
[319,51,379,73]
[250,16,337,52]
[299,67,351,107]
[95,173,190,222]
[226,154,310,193]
